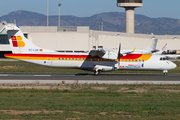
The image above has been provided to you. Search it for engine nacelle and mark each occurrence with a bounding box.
[102,50,117,60]
[93,65,115,72]
[89,49,118,60]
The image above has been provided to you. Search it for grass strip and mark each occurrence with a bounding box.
[0,84,180,119]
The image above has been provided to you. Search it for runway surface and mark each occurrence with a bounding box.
[0,73,180,84]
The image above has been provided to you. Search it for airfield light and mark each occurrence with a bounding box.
[58,3,61,27]
[47,0,49,26]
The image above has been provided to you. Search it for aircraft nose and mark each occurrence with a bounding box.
[171,62,177,69]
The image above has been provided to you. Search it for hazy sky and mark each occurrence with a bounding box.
[0,0,180,19]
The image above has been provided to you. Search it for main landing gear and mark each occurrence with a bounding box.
[163,70,168,76]
[94,70,101,75]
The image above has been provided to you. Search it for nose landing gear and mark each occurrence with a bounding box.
[163,70,168,76]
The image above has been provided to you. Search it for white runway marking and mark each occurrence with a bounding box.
[34,75,51,77]
[0,74,8,76]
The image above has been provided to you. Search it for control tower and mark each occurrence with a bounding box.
[117,0,143,33]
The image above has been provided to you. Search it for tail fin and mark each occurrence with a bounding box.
[160,43,168,54]
[162,43,168,51]
[5,25,55,53]
[147,39,158,51]
[153,43,168,55]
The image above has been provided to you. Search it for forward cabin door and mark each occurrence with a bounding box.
[78,55,83,67]
[47,57,52,66]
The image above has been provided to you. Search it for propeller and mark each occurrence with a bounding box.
[118,43,121,68]
[118,43,121,58]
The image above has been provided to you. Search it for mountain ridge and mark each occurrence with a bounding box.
[1,10,180,35]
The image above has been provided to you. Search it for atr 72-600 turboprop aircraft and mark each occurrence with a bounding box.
[4,25,176,75]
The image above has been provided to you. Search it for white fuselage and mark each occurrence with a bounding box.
[5,52,177,72]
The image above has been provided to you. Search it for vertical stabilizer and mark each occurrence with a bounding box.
[147,39,158,51]
[162,43,168,51]
[5,25,55,53]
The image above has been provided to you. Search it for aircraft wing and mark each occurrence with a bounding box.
[121,48,136,54]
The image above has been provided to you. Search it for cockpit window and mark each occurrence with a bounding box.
[160,57,168,61]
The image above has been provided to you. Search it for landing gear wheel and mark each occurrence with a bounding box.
[163,70,168,76]
[164,72,167,76]
[94,70,101,75]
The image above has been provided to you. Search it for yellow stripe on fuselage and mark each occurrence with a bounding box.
[138,54,152,61]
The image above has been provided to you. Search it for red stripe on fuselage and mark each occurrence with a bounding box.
[5,53,142,59]
[5,54,88,58]
[119,54,142,59]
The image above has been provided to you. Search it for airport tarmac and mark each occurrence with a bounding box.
[0,73,180,84]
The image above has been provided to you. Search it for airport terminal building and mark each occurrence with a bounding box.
[0,24,180,57]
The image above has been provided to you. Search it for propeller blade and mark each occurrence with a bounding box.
[118,43,121,64]
[118,43,121,58]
